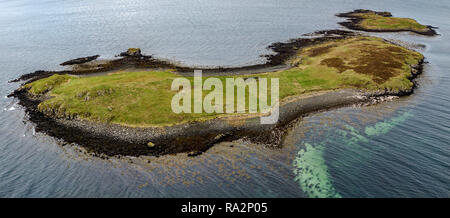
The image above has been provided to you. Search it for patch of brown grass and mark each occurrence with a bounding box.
[307,45,336,57]
[349,44,404,83]
[303,37,420,84]
[320,58,347,73]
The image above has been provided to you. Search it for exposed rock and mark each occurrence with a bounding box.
[119,48,142,57]
[60,55,100,66]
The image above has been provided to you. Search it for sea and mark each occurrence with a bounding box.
[0,0,448,197]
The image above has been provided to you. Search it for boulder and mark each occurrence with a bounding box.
[119,48,142,57]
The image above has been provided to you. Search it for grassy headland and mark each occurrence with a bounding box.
[24,36,423,127]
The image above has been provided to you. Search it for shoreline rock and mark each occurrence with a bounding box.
[119,48,142,57]
[60,55,100,66]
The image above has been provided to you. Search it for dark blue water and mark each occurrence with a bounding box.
[0,0,448,197]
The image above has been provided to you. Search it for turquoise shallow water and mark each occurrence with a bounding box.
[0,0,449,197]
[291,109,449,197]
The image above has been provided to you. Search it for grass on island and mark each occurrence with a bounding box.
[25,36,423,127]
[351,12,430,33]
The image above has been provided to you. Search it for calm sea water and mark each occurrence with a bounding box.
[0,0,448,197]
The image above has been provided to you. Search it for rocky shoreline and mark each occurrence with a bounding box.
[9,26,426,157]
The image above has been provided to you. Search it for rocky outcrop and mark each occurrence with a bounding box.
[60,55,100,66]
[119,48,142,57]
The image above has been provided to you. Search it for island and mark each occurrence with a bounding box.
[9,10,433,157]
[337,9,438,36]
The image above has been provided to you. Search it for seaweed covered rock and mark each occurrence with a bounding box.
[120,48,142,57]
[60,55,100,66]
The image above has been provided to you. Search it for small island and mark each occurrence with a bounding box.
[26,36,422,126]
[9,10,433,157]
[337,9,438,36]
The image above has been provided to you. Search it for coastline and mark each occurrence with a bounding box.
[10,85,423,157]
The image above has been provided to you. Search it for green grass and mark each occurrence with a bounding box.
[25,74,74,95]
[353,12,429,32]
[25,36,423,127]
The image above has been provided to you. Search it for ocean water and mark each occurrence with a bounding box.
[0,0,448,197]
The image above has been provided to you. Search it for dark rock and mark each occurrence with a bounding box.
[60,55,100,66]
[119,48,142,57]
